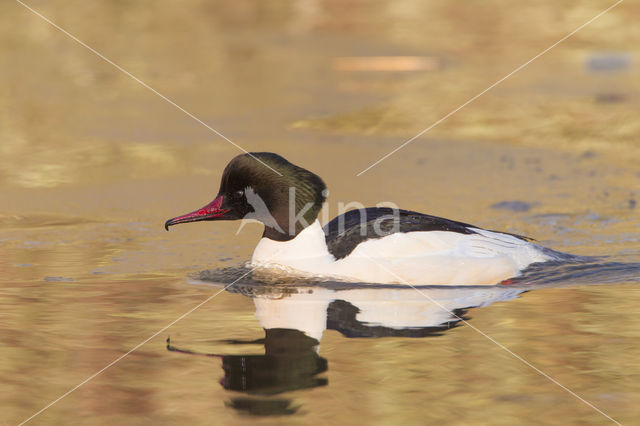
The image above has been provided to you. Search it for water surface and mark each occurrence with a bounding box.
[1,1,640,424]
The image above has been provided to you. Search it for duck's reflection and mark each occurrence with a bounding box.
[168,283,525,416]
[249,285,524,340]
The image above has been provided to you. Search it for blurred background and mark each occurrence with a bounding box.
[1,1,639,424]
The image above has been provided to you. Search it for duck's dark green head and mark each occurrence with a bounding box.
[164,152,327,241]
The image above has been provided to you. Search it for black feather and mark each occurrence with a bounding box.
[323,207,531,259]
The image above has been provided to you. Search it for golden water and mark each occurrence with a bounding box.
[1,1,639,424]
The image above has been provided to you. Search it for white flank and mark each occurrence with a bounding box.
[250,220,553,286]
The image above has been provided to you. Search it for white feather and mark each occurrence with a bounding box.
[250,220,552,286]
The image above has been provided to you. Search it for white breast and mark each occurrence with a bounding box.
[250,220,553,286]
[251,220,336,273]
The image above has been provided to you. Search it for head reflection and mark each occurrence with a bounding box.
[220,328,327,395]
[166,327,327,417]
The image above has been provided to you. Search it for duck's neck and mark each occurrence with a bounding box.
[262,208,321,242]
[263,224,297,241]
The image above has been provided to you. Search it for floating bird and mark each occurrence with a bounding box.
[166,153,569,285]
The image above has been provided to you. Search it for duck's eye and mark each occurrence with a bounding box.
[233,190,244,198]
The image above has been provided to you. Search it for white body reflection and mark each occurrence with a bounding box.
[238,284,526,342]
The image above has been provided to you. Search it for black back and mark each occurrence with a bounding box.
[323,207,529,260]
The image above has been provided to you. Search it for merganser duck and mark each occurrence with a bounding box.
[165,152,567,285]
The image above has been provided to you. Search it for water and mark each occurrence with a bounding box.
[2,1,640,425]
